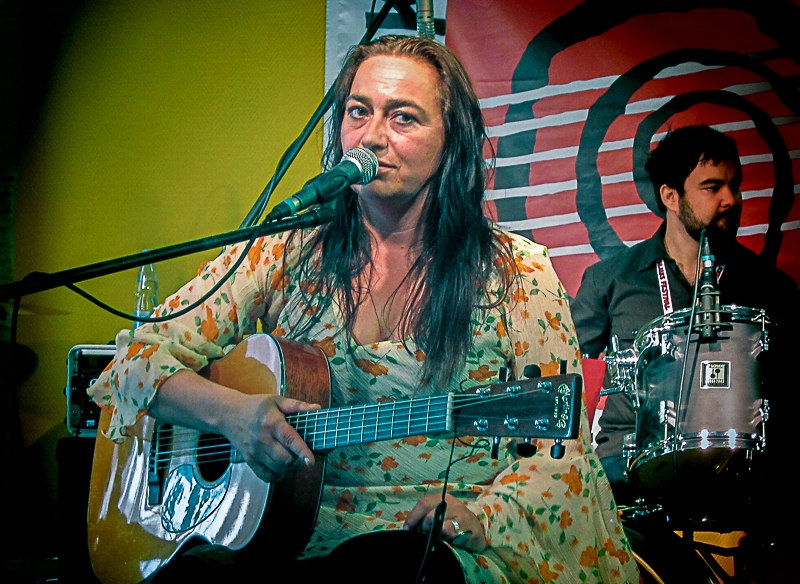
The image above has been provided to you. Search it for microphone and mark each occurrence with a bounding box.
[416,0,435,39]
[697,232,720,337]
[264,147,379,222]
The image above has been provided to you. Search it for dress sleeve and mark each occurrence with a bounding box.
[87,233,296,441]
[464,237,636,581]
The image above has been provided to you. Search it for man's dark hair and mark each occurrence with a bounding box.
[645,125,741,213]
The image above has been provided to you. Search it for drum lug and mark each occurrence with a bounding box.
[603,335,637,399]
[622,432,637,461]
[758,398,769,423]
[662,338,677,360]
[659,400,676,428]
[759,399,769,450]
[759,329,769,353]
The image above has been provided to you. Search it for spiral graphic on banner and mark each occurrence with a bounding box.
[491,0,800,265]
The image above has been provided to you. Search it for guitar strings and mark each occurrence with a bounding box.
[148,386,571,467]
[149,387,566,466]
[288,388,565,441]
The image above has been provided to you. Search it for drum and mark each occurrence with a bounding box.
[626,305,769,505]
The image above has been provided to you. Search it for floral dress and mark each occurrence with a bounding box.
[89,228,639,583]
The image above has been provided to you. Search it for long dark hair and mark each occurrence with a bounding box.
[291,35,516,387]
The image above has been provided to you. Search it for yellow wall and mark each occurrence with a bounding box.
[12,0,326,562]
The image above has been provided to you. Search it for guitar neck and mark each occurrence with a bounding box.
[287,394,453,451]
[223,373,581,461]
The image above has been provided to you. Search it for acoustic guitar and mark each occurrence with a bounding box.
[87,334,581,583]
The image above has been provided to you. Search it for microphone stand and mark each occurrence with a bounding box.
[1,1,408,301]
[0,209,332,302]
[239,0,399,228]
[0,210,334,533]
[2,0,405,302]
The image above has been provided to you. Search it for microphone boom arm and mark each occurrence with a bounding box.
[0,208,333,302]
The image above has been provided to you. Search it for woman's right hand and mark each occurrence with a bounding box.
[221,392,320,482]
[150,369,320,483]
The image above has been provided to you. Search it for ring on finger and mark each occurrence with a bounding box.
[448,519,472,547]
[452,529,472,547]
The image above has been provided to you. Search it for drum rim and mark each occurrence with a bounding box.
[633,304,768,353]
[631,304,771,370]
[629,432,763,479]
[631,432,763,462]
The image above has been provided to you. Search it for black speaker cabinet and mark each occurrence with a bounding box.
[59,344,113,582]
[66,345,114,437]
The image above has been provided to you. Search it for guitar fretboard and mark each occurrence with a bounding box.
[288,393,453,451]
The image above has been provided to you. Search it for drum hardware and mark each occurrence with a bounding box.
[754,309,769,351]
[622,432,637,462]
[757,399,768,450]
[603,305,770,501]
[602,334,636,397]
[659,401,676,442]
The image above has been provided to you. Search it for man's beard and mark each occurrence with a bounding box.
[678,195,741,246]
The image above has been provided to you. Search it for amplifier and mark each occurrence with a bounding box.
[66,344,115,437]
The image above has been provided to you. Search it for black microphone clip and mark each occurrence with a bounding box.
[697,232,721,337]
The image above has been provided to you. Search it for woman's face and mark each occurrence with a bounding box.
[340,55,445,206]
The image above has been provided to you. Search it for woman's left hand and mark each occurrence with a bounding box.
[404,494,487,553]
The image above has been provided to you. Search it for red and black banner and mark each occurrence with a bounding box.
[446,0,800,296]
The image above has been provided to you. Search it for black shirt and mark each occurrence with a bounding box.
[571,223,799,494]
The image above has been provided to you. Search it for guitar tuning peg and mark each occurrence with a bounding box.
[523,364,541,379]
[498,366,509,382]
[550,439,565,459]
[517,437,537,458]
[490,436,500,459]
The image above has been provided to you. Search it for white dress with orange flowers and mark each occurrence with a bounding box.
[88,227,638,583]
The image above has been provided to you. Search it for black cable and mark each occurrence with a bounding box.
[415,428,459,584]
[63,232,253,325]
[414,429,492,583]
[671,228,706,481]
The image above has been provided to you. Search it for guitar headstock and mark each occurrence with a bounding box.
[453,374,582,442]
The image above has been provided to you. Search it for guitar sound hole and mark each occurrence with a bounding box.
[196,433,233,484]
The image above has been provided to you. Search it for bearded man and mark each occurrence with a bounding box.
[572,125,798,510]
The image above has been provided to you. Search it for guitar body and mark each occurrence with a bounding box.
[87,335,331,584]
[87,333,583,584]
